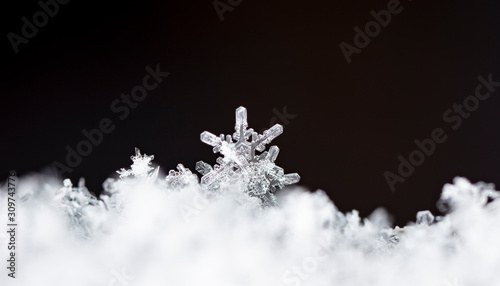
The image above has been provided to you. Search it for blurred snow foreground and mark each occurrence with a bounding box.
[1,108,500,286]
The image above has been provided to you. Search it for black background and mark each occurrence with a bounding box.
[2,0,500,226]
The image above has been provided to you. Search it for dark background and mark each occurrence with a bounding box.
[2,0,500,226]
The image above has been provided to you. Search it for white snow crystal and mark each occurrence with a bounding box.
[197,106,300,207]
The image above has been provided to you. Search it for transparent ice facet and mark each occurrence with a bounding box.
[195,161,213,175]
[233,106,248,141]
[268,146,279,162]
[283,173,301,185]
[416,210,435,225]
[200,131,223,153]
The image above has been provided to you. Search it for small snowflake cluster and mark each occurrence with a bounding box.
[53,106,300,236]
[112,106,300,206]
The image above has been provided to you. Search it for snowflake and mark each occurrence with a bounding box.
[165,163,198,190]
[196,106,300,207]
[117,148,159,181]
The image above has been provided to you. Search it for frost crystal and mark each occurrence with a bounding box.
[196,106,300,207]
[54,178,106,238]
[416,210,435,225]
[117,148,159,181]
[165,163,198,189]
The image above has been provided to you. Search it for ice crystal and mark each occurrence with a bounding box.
[165,163,198,190]
[438,177,500,211]
[54,178,106,238]
[196,106,300,207]
[416,210,435,225]
[117,147,159,181]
